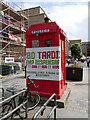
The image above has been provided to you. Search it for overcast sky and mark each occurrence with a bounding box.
[13,0,88,42]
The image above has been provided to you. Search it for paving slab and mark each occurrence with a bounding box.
[40,87,71,108]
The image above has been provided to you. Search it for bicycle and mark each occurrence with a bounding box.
[1,76,40,119]
[1,87,24,120]
[0,87,12,119]
[19,75,40,111]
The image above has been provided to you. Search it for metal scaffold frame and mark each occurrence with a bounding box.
[0,0,28,68]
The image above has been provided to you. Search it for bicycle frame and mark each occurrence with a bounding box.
[0,89,26,106]
[0,89,27,120]
[0,76,40,119]
[1,100,27,120]
[27,83,32,100]
[20,76,40,111]
[25,77,38,101]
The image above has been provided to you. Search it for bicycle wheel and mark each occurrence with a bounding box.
[22,92,40,111]
[2,103,13,120]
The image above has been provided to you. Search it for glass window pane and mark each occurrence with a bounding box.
[32,40,39,48]
[45,39,52,47]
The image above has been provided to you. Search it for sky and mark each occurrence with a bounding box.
[12,0,89,42]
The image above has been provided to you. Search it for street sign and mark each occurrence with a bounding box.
[5,57,14,64]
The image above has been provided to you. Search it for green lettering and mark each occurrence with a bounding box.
[26,52,35,59]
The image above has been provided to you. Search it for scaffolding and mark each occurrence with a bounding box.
[0,0,28,68]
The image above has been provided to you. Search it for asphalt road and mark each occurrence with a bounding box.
[0,71,26,98]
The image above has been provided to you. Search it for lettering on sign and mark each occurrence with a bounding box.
[5,57,14,63]
[26,47,63,81]
[32,29,50,34]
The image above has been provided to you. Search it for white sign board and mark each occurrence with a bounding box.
[26,47,63,81]
[5,57,14,64]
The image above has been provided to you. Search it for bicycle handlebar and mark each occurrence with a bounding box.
[27,75,38,89]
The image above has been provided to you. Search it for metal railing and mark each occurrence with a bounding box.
[0,89,26,105]
[1,100,27,120]
[0,89,28,120]
[32,93,57,120]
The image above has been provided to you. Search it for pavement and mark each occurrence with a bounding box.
[0,61,89,119]
[60,67,88,118]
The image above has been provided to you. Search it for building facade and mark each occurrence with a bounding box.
[68,40,90,57]
[0,0,28,66]
[23,6,51,30]
[68,39,82,58]
[69,39,82,49]
[82,41,90,56]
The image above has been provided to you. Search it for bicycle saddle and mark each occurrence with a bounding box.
[6,87,16,93]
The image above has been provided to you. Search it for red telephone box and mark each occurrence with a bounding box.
[26,22,66,99]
